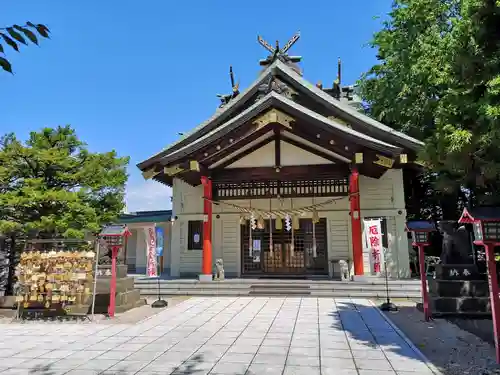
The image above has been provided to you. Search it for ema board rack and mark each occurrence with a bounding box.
[14,239,98,320]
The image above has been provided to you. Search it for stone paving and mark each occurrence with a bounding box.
[0,297,437,375]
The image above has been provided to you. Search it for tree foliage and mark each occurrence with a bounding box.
[0,22,50,73]
[359,0,500,218]
[0,126,129,238]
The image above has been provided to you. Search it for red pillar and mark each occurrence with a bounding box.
[201,176,213,280]
[349,167,364,276]
[108,246,119,317]
[485,243,500,363]
[417,244,431,321]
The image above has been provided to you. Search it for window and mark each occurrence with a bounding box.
[188,220,203,250]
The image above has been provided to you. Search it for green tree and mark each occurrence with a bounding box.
[0,22,50,73]
[359,0,500,218]
[0,126,129,238]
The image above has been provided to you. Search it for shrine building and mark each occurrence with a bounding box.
[137,33,423,281]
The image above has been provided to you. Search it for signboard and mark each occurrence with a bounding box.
[145,226,158,277]
[364,219,385,275]
[155,226,164,257]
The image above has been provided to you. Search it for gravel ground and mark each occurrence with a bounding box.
[380,301,500,375]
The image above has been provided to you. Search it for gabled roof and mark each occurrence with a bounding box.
[273,61,424,151]
[405,220,436,232]
[151,91,402,167]
[137,62,280,170]
[138,59,423,171]
[118,210,172,224]
[459,207,500,223]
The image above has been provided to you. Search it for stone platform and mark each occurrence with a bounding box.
[93,264,146,314]
[429,264,491,316]
[134,277,423,299]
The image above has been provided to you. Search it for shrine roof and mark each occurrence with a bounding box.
[459,207,500,223]
[118,210,172,224]
[146,91,402,168]
[99,224,131,237]
[276,61,424,151]
[137,62,278,171]
[405,220,436,232]
[138,61,422,171]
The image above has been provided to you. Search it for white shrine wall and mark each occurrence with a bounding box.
[169,168,410,279]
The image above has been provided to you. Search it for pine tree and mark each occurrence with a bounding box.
[0,126,129,238]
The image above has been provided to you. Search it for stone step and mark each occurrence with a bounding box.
[430,296,491,316]
[135,280,421,288]
[136,285,421,296]
[249,290,312,296]
[134,278,421,285]
[137,287,420,299]
[428,279,489,298]
[250,284,311,290]
[134,278,422,299]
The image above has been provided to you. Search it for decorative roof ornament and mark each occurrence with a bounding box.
[257,32,302,75]
[323,58,342,99]
[216,66,240,108]
[256,75,297,101]
[321,57,354,101]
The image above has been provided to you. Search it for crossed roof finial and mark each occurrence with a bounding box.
[257,31,302,67]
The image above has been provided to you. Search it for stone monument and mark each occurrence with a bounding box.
[429,220,490,316]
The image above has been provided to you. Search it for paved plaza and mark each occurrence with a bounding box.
[0,297,437,375]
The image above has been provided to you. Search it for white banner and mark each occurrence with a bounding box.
[363,219,385,275]
[144,225,158,277]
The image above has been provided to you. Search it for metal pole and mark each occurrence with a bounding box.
[384,259,390,304]
[91,240,100,320]
[380,246,398,312]
[157,258,161,301]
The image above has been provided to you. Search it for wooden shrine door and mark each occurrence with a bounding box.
[240,218,328,277]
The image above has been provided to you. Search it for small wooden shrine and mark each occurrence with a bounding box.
[138,32,424,280]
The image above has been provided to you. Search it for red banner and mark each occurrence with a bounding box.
[145,226,158,277]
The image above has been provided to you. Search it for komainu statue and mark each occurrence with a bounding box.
[338,260,350,281]
[438,220,472,264]
[214,259,225,281]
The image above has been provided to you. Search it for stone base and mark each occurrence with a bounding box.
[429,279,489,298]
[92,270,145,314]
[98,264,128,279]
[199,274,213,282]
[352,275,369,282]
[430,296,491,316]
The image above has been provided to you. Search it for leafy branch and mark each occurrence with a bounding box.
[0,22,50,73]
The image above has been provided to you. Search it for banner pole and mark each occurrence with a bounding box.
[151,225,167,308]
[91,239,100,320]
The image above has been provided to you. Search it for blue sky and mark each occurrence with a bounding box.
[0,0,392,212]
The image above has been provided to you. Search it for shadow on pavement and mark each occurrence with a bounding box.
[25,354,209,375]
[331,300,431,369]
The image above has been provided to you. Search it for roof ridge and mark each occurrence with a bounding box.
[272,92,401,151]
[155,91,402,167]
[137,61,279,170]
[274,60,424,149]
